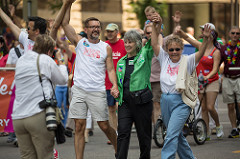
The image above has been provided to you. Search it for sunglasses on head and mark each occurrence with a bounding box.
[168,48,181,52]
[231,32,240,35]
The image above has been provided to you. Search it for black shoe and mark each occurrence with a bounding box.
[228,129,239,138]
[88,130,94,136]
[65,129,73,137]
[13,139,18,147]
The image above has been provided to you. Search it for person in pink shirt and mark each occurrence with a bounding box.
[0,36,9,67]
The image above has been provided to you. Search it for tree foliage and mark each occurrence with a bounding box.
[47,0,63,14]
[129,0,168,29]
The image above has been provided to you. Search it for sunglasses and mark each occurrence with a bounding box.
[27,27,35,31]
[146,32,152,34]
[231,32,240,35]
[168,48,181,52]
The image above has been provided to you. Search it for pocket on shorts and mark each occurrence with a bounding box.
[94,91,107,98]
[222,78,232,95]
[234,78,240,94]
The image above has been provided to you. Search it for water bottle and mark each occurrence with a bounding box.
[198,70,204,90]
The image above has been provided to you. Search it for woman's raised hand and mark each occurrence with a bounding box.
[173,26,182,35]
[172,11,183,25]
[202,24,211,39]
[151,13,162,26]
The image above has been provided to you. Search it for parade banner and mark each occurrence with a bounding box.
[0,70,15,132]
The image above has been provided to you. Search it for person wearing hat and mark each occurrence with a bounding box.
[197,23,223,46]
[176,22,224,140]
[197,23,224,136]
[105,23,127,145]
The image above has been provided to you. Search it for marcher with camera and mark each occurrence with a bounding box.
[115,29,154,159]
[12,34,68,159]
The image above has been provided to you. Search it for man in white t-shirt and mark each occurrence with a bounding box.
[6,43,24,67]
[0,8,47,53]
[56,1,119,158]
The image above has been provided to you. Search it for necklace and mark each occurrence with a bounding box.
[226,40,240,64]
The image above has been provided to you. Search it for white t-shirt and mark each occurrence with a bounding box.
[19,31,35,53]
[74,38,108,91]
[157,47,196,94]
[12,51,68,120]
[6,44,24,65]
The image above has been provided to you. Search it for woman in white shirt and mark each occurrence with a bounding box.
[12,34,68,159]
[151,13,211,159]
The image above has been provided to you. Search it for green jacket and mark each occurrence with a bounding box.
[116,40,154,106]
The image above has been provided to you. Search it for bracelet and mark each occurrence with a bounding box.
[58,58,64,62]
[57,58,65,65]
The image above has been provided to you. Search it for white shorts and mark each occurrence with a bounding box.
[69,85,108,121]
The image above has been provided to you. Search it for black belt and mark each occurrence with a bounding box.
[225,74,240,79]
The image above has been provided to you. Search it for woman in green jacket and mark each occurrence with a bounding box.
[115,29,154,159]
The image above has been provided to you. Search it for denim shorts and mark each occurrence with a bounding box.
[106,90,116,106]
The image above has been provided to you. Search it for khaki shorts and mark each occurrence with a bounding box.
[69,85,108,121]
[199,80,219,94]
[151,82,161,102]
[222,77,240,104]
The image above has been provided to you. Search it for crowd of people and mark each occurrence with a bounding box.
[0,0,240,159]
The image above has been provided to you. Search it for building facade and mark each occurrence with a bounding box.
[20,0,239,41]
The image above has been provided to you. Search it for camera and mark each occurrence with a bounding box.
[39,99,57,131]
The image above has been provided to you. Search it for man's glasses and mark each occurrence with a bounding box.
[88,26,101,29]
[231,32,240,35]
[168,48,181,52]
[146,32,152,35]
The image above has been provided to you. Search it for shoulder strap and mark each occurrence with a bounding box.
[14,47,21,58]
[37,55,46,101]
[37,54,57,100]
[210,47,217,56]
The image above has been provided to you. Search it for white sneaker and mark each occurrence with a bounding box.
[216,125,224,138]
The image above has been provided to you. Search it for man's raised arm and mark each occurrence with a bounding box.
[61,0,80,47]
[0,7,21,39]
[50,0,75,40]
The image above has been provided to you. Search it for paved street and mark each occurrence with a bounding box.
[1,94,240,159]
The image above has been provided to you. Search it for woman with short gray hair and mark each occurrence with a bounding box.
[116,29,154,159]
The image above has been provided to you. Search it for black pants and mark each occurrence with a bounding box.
[116,100,153,159]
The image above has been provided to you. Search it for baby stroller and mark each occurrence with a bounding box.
[153,105,207,148]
